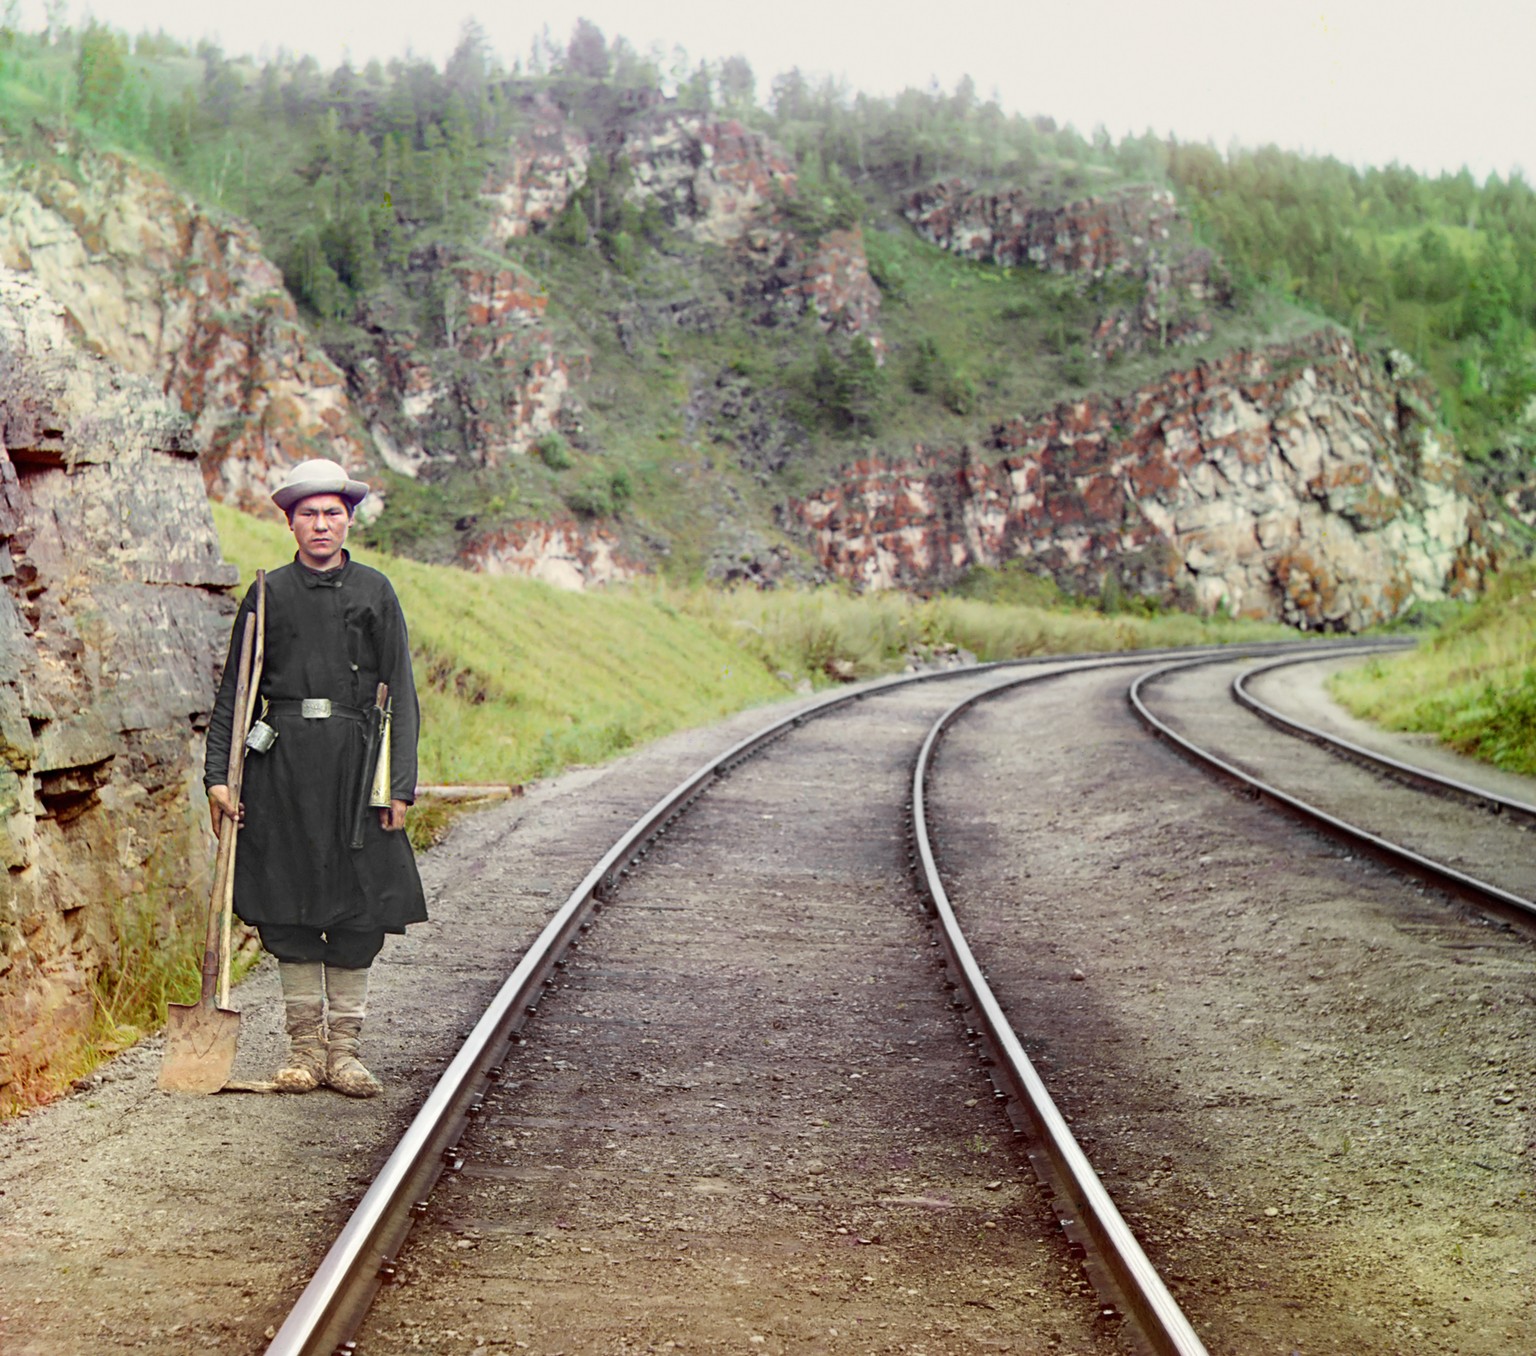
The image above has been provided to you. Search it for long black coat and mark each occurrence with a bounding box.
[205,555,427,933]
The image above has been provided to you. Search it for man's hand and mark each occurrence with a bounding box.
[207,784,243,832]
[379,798,409,833]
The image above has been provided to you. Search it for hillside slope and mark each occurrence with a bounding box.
[0,20,1518,627]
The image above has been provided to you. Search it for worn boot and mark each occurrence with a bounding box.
[273,961,327,1093]
[325,965,383,1098]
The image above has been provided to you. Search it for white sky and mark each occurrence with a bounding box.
[26,0,1535,181]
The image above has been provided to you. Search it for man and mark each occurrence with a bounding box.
[205,459,427,1097]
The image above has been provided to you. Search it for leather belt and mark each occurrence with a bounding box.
[267,698,366,722]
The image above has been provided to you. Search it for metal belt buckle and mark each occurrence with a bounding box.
[300,698,332,719]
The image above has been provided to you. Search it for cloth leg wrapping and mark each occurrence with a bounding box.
[325,965,382,1098]
[274,961,326,1093]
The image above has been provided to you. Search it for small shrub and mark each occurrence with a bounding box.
[942,371,977,415]
[1059,344,1093,386]
[536,432,571,469]
[609,466,633,509]
[565,477,614,517]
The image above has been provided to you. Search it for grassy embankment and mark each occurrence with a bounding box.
[1330,561,1536,775]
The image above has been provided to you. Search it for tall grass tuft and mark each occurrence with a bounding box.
[90,891,202,1045]
[1330,560,1536,775]
[2,889,245,1117]
[685,583,1287,682]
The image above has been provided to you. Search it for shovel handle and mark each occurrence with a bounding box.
[219,571,265,1008]
[202,611,255,1005]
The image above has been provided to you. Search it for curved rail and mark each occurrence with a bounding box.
[1232,652,1536,825]
[1129,656,1536,929]
[265,637,1371,1356]
[262,666,941,1355]
[911,671,1213,1356]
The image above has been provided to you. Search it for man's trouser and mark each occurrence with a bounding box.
[257,924,385,970]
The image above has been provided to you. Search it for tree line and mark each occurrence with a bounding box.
[1,13,1531,460]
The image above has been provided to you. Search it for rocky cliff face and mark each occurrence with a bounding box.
[905,179,1226,357]
[623,110,796,247]
[483,98,591,241]
[788,331,1489,629]
[615,109,883,344]
[342,105,881,586]
[0,133,615,584]
[0,140,369,512]
[458,518,644,588]
[0,270,234,1103]
[744,224,885,351]
[0,116,887,592]
[352,258,586,475]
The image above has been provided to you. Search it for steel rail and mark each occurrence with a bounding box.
[1231,651,1536,826]
[262,667,945,1356]
[1129,656,1536,928]
[912,666,1212,1356]
[266,637,1372,1356]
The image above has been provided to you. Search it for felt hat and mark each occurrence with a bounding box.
[271,458,370,513]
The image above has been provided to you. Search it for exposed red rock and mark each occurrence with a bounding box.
[787,332,1490,630]
[907,179,1180,276]
[483,98,591,241]
[457,518,643,589]
[905,178,1227,357]
[0,142,370,516]
[354,260,587,473]
[624,111,797,246]
[744,223,885,352]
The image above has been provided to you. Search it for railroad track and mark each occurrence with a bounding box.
[265,638,1536,1356]
[1129,652,1536,930]
[921,653,1536,1354]
[1230,652,1536,829]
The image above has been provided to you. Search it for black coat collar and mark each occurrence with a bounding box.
[295,550,352,588]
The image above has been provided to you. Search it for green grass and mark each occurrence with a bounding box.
[1330,560,1536,775]
[687,581,1288,682]
[216,504,1294,792]
[214,502,793,787]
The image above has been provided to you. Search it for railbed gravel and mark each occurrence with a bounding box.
[2,654,1531,1354]
[930,656,1536,1355]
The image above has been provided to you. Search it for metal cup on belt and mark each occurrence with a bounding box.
[244,697,278,753]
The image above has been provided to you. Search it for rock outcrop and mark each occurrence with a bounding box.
[0,270,235,1103]
[623,110,796,247]
[353,259,586,473]
[906,179,1180,276]
[787,331,1490,629]
[458,518,644,589]
[483,99,591,241]
[0,140,370,512]
[745,224,886,352]
[904,179,1226,357]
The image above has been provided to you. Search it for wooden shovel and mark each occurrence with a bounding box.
[219,571,265,1008]
[158,597,258,1093]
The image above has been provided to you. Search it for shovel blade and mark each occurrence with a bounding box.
[157,1000,241,1094]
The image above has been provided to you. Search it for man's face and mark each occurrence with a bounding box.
[289,494,351,569]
